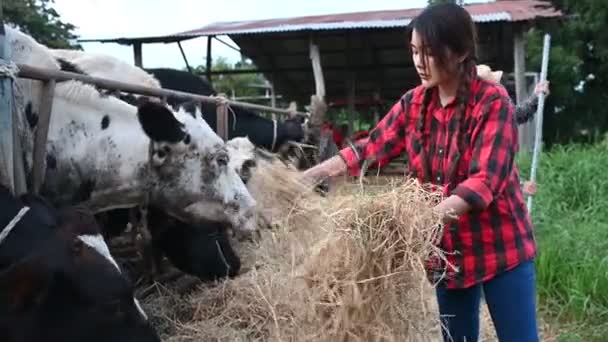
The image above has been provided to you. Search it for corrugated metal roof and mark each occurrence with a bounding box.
[173,0,561,37]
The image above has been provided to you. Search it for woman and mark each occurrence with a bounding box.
[302,3,539,341]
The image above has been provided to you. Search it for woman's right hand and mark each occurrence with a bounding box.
[301,155,348,184]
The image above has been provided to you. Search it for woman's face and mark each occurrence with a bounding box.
[410,29,457,89]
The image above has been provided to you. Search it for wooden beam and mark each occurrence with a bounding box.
[16,63,308,117]
[177,41,192,73]
[347,72,356,136]
[205,63,415,75]
[133,42,142,67]
[12,107,27,195]
[31,80,55,195]
[346,32,355,136]
[206,36,213,86]
[309,37,326,99]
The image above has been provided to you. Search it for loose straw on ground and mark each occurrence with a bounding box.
[142,167,458,341]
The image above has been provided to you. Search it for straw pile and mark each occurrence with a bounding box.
[141,157,459,341]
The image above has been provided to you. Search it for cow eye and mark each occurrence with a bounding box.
[243,159,257,170]
[217,154,229,167]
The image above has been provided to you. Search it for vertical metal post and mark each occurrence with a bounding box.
[0,5,15,192]
[527,34,551,213]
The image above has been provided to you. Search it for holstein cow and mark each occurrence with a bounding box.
[0,185,160,341]
[6,26,257,236]
[45,49,268,280]
[95,137,266,281]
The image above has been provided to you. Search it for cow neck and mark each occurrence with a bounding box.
[0,206,30,246]
[81,139,155,213]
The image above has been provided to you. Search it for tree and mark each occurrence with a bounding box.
[524,0,608,146]
[193,57,268,100]
[2,0,80,49]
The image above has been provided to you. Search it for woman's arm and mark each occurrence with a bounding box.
[303,91,413,182]
[436,91,517,219]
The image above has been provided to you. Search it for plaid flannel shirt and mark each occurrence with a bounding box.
[339,76,537,289]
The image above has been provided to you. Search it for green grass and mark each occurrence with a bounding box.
[517,144,608,340]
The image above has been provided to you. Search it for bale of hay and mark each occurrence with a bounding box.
[143,175,454,341]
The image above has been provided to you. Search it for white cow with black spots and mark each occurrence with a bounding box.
[4,25,257,236]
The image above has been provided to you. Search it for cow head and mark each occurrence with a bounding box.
[135,100,257,232]
[0,185,160,342]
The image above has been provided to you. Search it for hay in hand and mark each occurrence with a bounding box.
[143,177,450,341]
[296,177,448,341]
[247,156,320,231]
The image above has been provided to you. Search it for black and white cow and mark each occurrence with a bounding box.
[146,67,309,153]
[44,49,275,281]
[6,26,257,235]
[0,184,160,342]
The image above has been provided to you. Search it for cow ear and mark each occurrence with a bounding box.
[136,101,187,145]
[0,256,52,312]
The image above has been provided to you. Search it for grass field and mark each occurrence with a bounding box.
[517,143,608,341]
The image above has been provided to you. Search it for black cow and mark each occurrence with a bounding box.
[145,68,308,152]
[97,206,242,282]
[148,206,241,281]
[0,185,160,342]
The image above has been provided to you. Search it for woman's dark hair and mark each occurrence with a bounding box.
[408,3,479,185]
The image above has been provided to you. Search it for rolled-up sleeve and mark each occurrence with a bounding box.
[339,94,409,177]
[452,95,516,210]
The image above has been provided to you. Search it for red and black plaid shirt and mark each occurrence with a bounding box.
[339,76,536,289]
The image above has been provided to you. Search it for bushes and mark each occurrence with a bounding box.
[516,143,608,338]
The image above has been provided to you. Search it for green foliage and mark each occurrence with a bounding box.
[2,0,81,49]
[517,144,608,340]
[524,0,608,146]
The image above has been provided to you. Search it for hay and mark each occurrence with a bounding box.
[246,157,320,231]
[142,174,455,341]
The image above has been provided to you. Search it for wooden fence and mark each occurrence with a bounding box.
[0,62,309,196]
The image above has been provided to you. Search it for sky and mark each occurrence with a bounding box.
[53,0,491,69]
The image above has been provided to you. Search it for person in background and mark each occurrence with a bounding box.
[476,64,550,197]
[303,3,539,341]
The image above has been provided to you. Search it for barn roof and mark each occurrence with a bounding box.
[174,0,561,37]
[79,1,562,105]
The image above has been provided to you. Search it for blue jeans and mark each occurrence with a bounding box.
[436,259,539,342]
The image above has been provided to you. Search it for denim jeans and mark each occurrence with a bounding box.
[435,259,539,342]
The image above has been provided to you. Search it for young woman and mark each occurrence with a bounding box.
[302,3,539,341]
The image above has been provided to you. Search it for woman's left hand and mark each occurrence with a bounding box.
[534,81,550,96]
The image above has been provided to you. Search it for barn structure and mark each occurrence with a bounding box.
[78,0,563,149]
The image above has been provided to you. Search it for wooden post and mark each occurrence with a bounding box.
[347,72,356,136]
[133,42,143,67]
[215,95,228,141]
[309,37,325,99]
[206,36,213,87]
[177,41,192,73]
[0,17,15,192]
[12,108,27,195]
[513,28,531,151]
[31,80,55,195]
